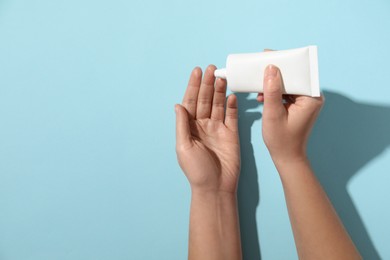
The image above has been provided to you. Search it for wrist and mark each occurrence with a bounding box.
[272,156,316,188]
[191,187,237,202]
[188,176,239,197]
[271,154,310,171]
[270,151,308,166]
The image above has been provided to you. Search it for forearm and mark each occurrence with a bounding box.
[274,158,361,260]
[188,189,242,260]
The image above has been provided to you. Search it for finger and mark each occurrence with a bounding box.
[210,78,227,121]
[175,104,192,150]
[263,65,286,120]
[257,93,264,102]
[258,49,274,103]
[225,94,238,131]
[182,67,202,119]
[282,95,295,110]
[196,65,216,119]
[295,94,324,109]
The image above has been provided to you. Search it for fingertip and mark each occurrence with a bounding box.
[192,67,202,77]
[264,65,283,95]
[264,65,279,80]
[204,65,217,79]
[215,77,227,91]
[202,65,217,86]
[314,95,325,108]
[225,94,239,131]
[175,104,183,113]
[216,77,227,84]
[256,94,264,102]
[228,93,236,100]
[262,66,285,116]
[227,94,237,107]
[206,64,217,72]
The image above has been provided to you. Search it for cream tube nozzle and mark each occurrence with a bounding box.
[214,46,320,97]
[214,68,227,79]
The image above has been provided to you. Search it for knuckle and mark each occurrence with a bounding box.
[183,97,197,106]
[215,82,226,93]
[212,102,225,108]
[226,109,238,119]
[265,83,281,96]
[313,96,325,108]
[197,97,211,105]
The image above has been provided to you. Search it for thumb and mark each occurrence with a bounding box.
[263,65,286,119]
[175,104,192,150]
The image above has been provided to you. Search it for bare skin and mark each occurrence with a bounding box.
[175,65,242,260]
[175,61,361,260]
[258,64,362,260]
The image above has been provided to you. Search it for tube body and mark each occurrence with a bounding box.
[215,46,320,97]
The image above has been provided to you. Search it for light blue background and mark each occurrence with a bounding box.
[0,0,389,259]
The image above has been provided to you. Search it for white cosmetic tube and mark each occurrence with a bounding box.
[214,46,320,97]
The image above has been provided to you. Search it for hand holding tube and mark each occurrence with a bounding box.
[258,65,361,259]
[258,65,324,165]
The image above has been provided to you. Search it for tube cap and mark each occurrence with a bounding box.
[214,68,227,79]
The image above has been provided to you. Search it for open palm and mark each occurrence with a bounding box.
[175,65,240,194]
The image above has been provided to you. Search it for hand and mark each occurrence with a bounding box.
[175,65,240,194]
[257,65,324,164]
[258,66,361,260]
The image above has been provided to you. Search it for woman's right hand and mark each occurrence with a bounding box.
[257,65,324,165]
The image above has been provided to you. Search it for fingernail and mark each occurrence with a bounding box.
[174,104,179,113]
[265,65,278,79]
